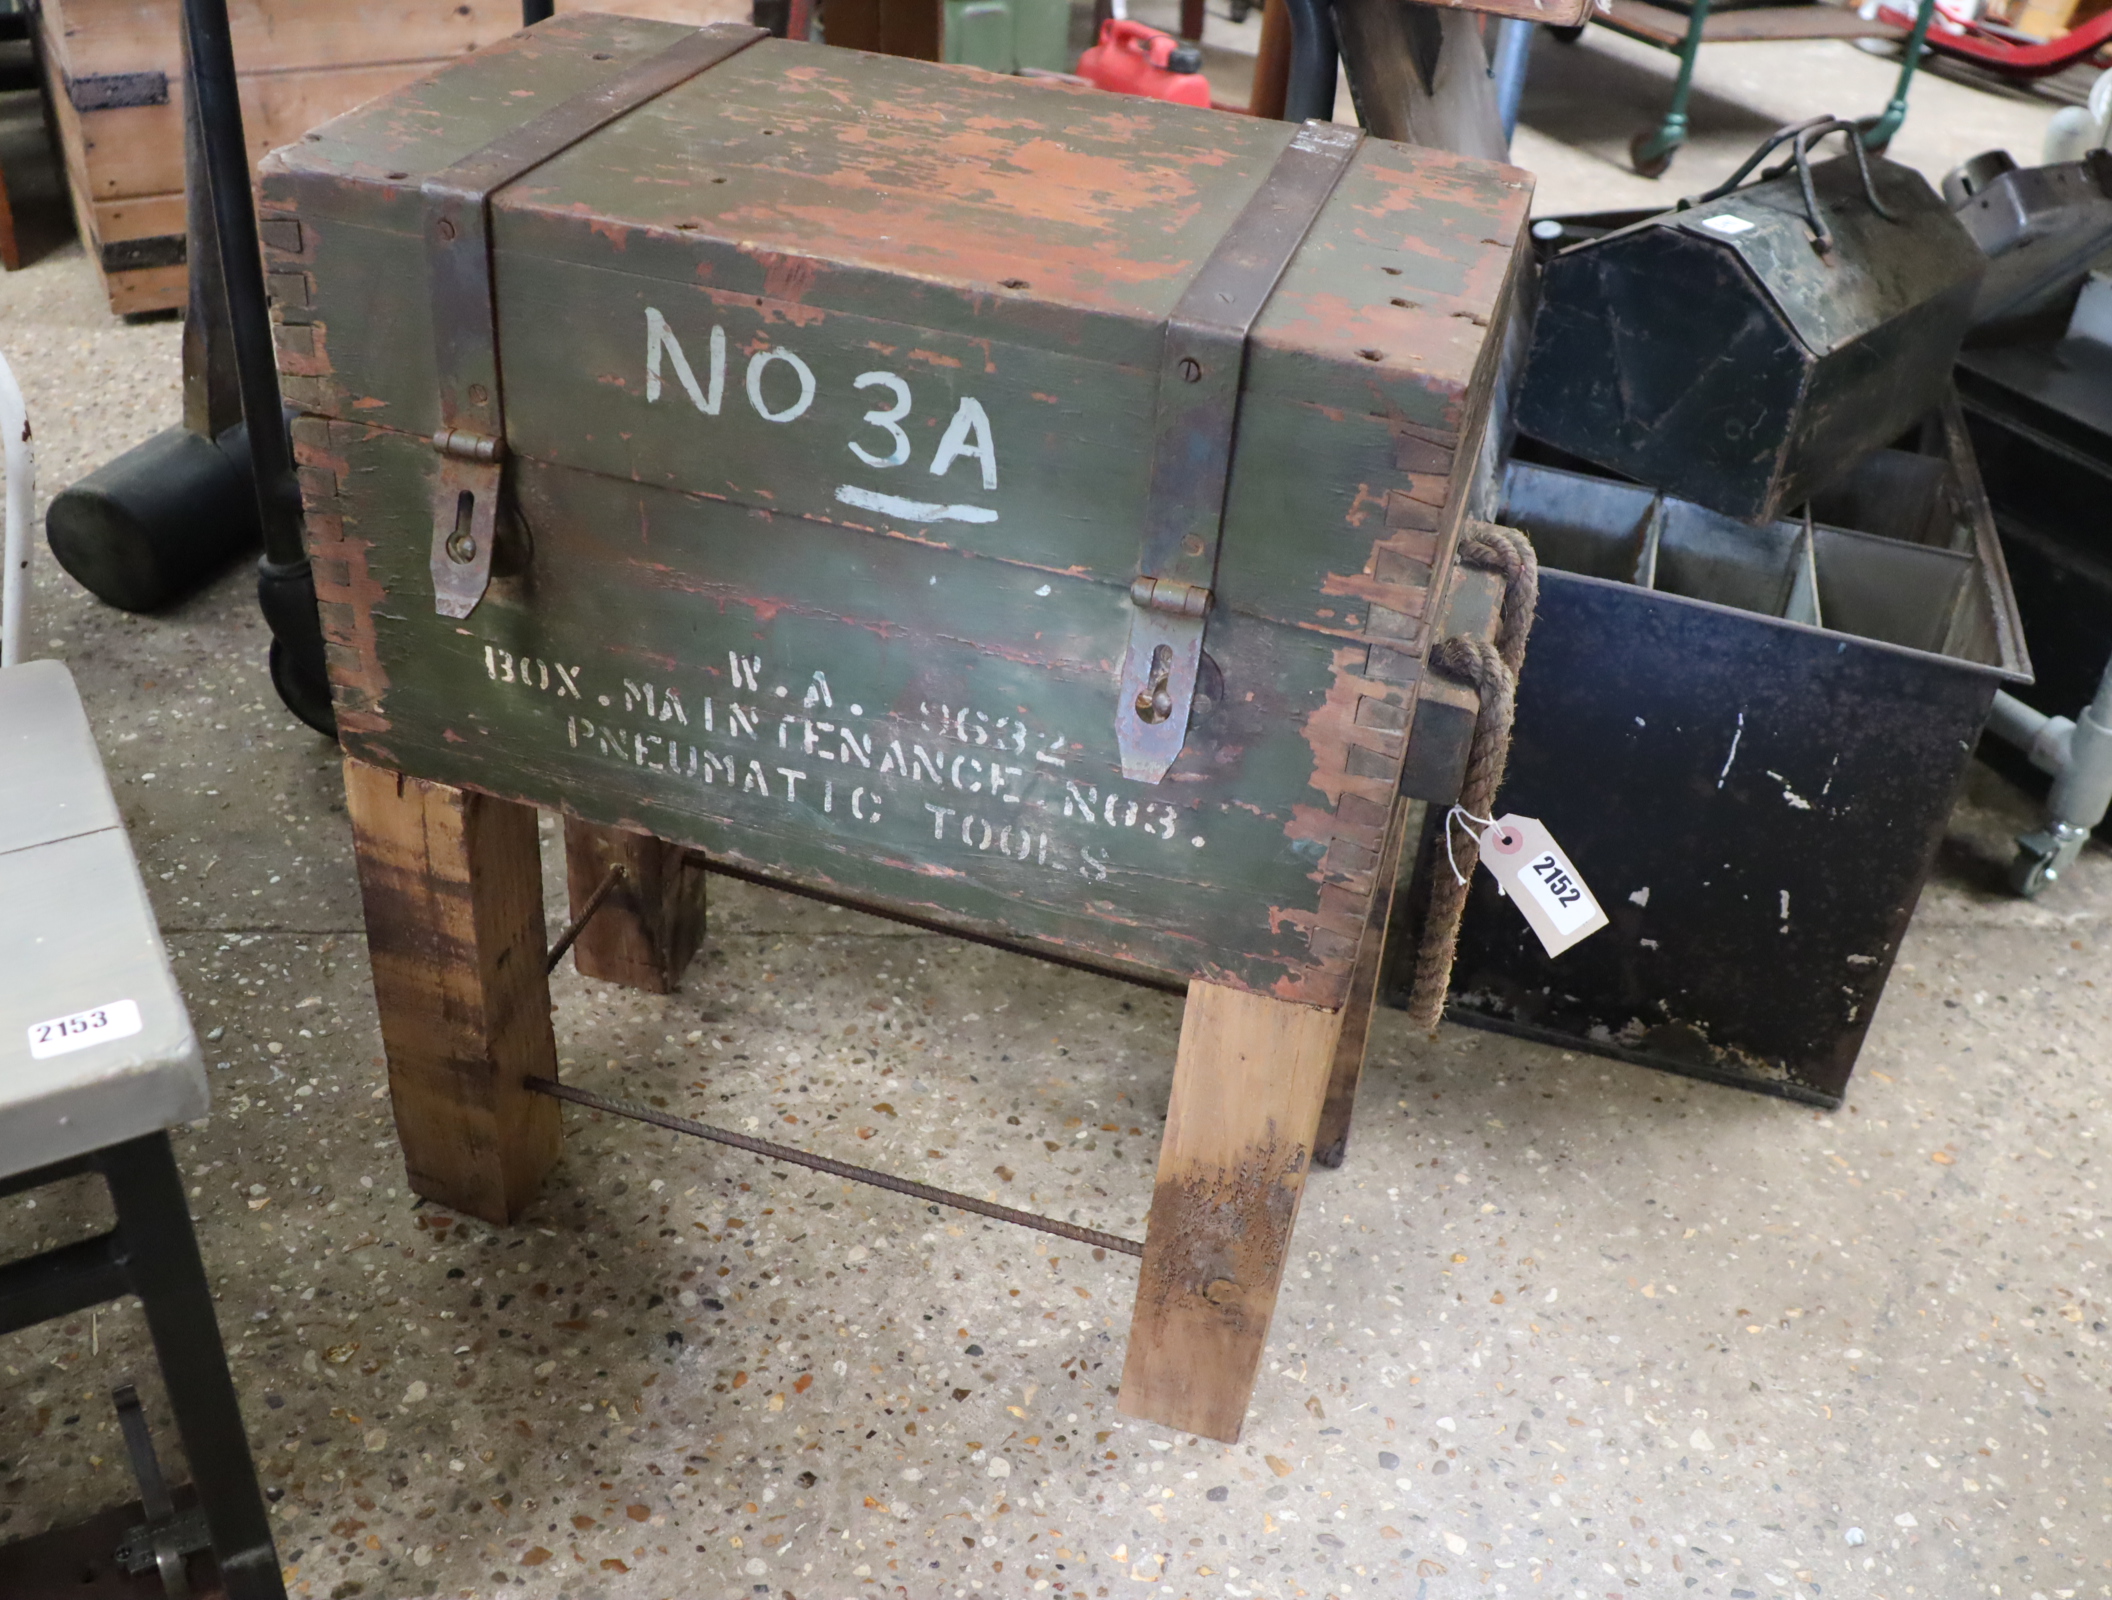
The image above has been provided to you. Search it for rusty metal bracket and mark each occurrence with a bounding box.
[422,23,766,618]
[1117,119,1363,782]
[526,1076,1145,1257]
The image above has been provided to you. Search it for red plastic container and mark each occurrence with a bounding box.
[1076,20,1213,108]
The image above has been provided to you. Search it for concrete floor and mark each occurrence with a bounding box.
[2,18,2111,1600]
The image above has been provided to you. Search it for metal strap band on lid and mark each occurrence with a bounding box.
[1117,120,1364,783]
[422,24,768,618]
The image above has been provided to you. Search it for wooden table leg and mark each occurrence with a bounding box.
[561,818,708,994]
[1250,0,1292,119]
[1118,981,1341,1442]
[1312,797,1421,1169]
[0,160,18,273]
[343,756,561,1225]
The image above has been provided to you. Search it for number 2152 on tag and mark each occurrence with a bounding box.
[1477,814,1608,958]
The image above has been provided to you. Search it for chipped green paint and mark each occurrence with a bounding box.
[266,12,1530,1007]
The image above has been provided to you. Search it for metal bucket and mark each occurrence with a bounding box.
[1382,402,2030,1106]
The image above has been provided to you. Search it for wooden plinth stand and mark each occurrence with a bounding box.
[345,758,1391,1440]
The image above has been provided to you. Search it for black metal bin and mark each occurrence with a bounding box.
[1382,403,2030,1107]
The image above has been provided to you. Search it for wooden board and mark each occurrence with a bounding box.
[561,818,709,993]
[822,0,944,58]
[341,755,562,1224]
[0,160,16,274]
[1117,980,1341,1442]
[37,0,748,80]
[60,61,461,205]
[266,16,1529,1007]
[2008,0,2112,38]
[1596,0,1901,44]
[1336,0,1507,159]
[36,0,750,313]
[1415,0,1595,28]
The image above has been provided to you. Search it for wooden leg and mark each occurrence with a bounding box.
[561,818,709,994]
[343,756,561,1225]
[1312,797,1421,1169]
[1250,0,1292,119]
[0,159,18,273]
[1179,0,1205,39]
[1118,981,1342,1442]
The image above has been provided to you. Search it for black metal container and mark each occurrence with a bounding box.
[1957,293,2112,814]
[1517,128,1986,526]
[1381,403,2030,1107]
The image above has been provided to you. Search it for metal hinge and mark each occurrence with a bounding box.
[1117,122,1363,783]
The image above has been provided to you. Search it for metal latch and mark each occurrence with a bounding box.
[1117,122,1363,783]
[419,24,767,618]
[429,428,503,619]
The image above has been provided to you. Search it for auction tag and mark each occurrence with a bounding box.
[27,999,143,1061]
[1477,815,1608,957]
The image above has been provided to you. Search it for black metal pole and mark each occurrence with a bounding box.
[180,0,334,734]
[179,0,298,570]
[1283,0,1339,123]
[523,0,555,23]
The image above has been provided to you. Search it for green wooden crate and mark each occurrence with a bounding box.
[262,12,1529,1012]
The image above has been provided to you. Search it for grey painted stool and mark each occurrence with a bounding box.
[0,660,284,1599]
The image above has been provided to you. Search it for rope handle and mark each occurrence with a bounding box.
[1402,522,1540,1033]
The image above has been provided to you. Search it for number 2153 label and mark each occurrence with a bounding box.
[1477,815,1608,957]
[27,1000,143,1061]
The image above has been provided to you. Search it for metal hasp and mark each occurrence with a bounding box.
[423,24,767,618]
[1119,120,1362,782]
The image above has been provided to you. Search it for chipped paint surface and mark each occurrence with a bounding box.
[265,13,1529,1007]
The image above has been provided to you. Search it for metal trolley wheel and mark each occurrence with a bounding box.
[1629,128,1677,177]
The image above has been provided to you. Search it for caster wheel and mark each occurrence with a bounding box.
[1550,22,1585,39]
[270,635,338,739]
[1629,129,1676,178]
[2008,845,2058,899]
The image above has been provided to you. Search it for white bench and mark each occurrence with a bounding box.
[0,660,284,1599]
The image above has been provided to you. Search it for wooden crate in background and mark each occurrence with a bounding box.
[35,0,748,316]
[2008,0,2112,39]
